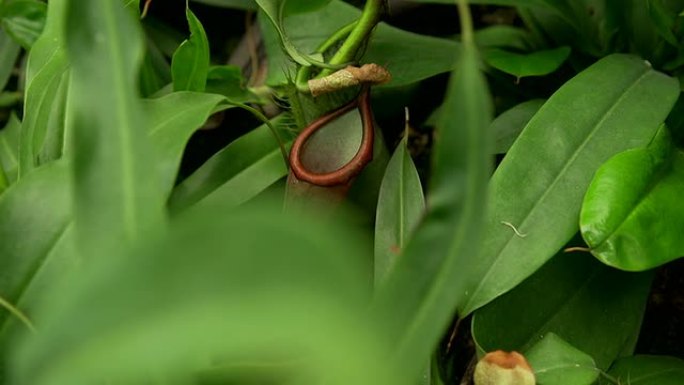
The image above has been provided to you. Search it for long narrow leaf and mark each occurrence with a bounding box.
[371,3,492,378]
[65,0,165,257]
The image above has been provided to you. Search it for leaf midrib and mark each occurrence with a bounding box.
[464,68,652,313]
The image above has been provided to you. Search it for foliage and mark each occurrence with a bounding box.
[0,0,683,384]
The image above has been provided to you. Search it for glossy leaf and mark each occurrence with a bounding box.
[18,0,68,178]
[0,29,20,91]
[484,46,571,79]
[65,0,165,257]
[171,7,210,92]
[491,99,544,154]
[472,250,652,370]
[458,54,678,315]
[580,129,684,271]
[525,333,599,385]
[0,0,46,49]
[371,12,492,380]
[11,202,398,385]
[0,113,20,184]
[260,0,460,87]
[255,0,332,66]
[144,91,228,195]
[601,355,684,385]
[169,115,292,213]
[374,134,425,283]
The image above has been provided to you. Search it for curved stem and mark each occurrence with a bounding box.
[318,0,384,77]
[295,21,359,93]
[237,104,289,165]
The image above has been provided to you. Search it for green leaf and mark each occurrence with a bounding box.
[171,7,210,92]
[65,0,165,257]
[602,355,684,385]
[525,333,599,385]
[255,0,332,66]
[374,134,425,283]
[472,249,652,370]
[410,0,554,6]
[0,29,20,91]
[144,91,228,196]
[18,0,68,178]
[140,37,172,97]
[0,160,72,361]
[35,71,69,166]
[371,12,492,380]
[475,25,534,51]
[11,202,397,385]
[491,99,544,154]
[0,0,46,49]
[206,65,258,103]
[484,46,571,79]
[647,0,678,46]
[580,129,684,271]
[0,113,20,184]
[459,54,678,315]
[190,0,257,9]
[169,115,292,213]
[260,0,460,87]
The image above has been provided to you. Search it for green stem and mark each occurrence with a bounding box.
[0,295,36,334]
[319,0,384,77]
[237,103,289,165]
[456,0,474,45]
[295,21,359,93]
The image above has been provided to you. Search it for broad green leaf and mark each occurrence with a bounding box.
[580,129,684,271]
[171,7,209,92]
[0,0,46,49]
[0,160,72,375]
[602,355,684,385]
[190,0,257,9]
[255,0,332,66]
[374,134,425,283]
[475,25,534,51]
[260,0,460,87]
[371,10,492,381]
[472,249,652,370]
[18,0,68,178]
[491,99,544,154]
[11,202,398,385]
[0,113,20,184]
[525,333,599,385]
[484,46,571,79]
[169,115,292,213]
[65,0,165,257]
[0,29,20,91]
[144,91,228,196]
[206,65,258,103]
[459,54,678,315]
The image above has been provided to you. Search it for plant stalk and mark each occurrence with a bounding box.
[319,0,384,77]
